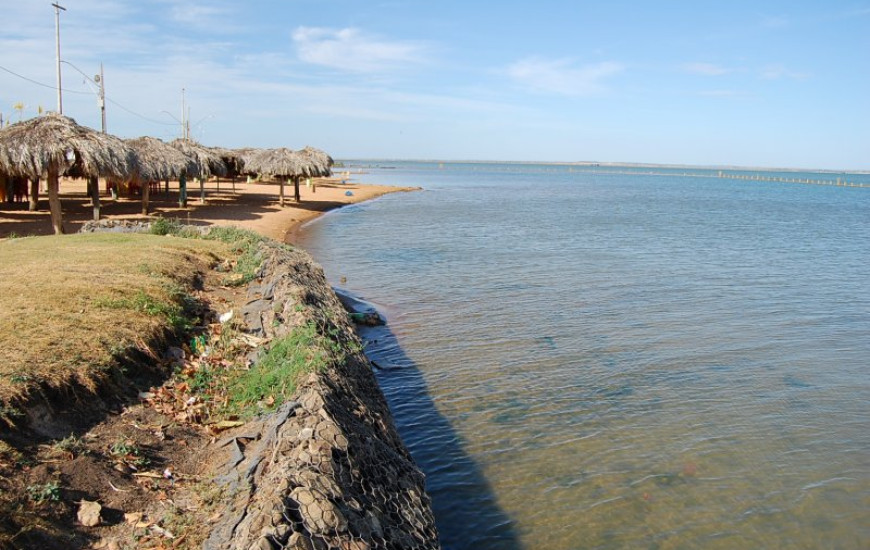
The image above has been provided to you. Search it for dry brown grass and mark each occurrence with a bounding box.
[0,233,230,413]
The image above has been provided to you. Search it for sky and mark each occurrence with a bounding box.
[1,0,868,170]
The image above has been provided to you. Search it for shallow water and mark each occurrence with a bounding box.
[298,163,870,549]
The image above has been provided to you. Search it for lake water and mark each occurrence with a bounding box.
[296,163,870,549]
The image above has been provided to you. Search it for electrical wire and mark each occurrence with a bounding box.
[0,63,90,94]
[1,62,177,127]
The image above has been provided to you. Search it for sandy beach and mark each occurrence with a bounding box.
[0,175,419,243]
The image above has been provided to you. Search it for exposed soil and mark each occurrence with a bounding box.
[0,255,251,550]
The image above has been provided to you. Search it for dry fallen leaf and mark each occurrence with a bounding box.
[211,420,245,431]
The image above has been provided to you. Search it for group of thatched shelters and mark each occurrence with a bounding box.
[0,113,333,234]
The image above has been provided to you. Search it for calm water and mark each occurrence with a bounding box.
[297,163,870,549]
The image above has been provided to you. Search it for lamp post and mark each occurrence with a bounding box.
[52,3,66,114]
[96,63,106,133]
[60,60,107,133]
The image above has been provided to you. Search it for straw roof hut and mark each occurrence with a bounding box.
[169,139,228,179]
[243,147,307,205]
[168,139,229,207]
[234,147,263,176]
[208,146,246,180]
[126,136,199,214]
[0,113,137,234]
[299,145,334,177]
[127,136,198,183]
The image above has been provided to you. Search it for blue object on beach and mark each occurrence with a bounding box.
[345,191,354,196]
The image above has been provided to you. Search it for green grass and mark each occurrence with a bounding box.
[224,322,334,416]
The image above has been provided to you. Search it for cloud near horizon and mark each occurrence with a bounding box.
[506,57,623,96]
[292,27,428,73]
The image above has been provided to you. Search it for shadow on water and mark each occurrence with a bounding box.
[356,320,522,550]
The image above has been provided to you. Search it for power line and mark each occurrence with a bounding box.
[106,97,176,126]
[0,62,177,127]
[0,63,90,94]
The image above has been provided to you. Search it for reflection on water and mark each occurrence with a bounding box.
[298,165,870,549]
[357,320,521,550]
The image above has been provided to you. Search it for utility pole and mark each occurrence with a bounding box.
[95,63,106,133]
[52,3,66,114]
[181,87,187,140]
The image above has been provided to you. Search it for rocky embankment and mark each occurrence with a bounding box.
[205,241,440,549]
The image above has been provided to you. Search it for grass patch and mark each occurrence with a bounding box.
[0,233,230,407]
[148,223,276,286]
[221,320,350,417]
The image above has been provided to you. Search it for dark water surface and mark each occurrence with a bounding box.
[297,163,870,549]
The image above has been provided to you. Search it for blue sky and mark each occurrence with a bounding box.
[1,0,868,170]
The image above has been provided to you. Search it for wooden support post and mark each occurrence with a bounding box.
[47,165,64,234]
[179,173,187,207]
[89,176,101,221]
[294,175,301,202]
[142,178,150,215]
[29,178,39,211]
[199,177,205,204]
[279,177,285,207]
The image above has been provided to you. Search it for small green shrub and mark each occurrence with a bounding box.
[149,217,182,236]
[52,434,87,457]
[27,481,60,503]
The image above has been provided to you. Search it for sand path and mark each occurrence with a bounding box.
[0,175,418,243]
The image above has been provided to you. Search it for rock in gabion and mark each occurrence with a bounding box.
[79,219,152,233]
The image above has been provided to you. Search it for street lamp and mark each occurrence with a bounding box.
[60,60,107,133]
[52,2,66,114]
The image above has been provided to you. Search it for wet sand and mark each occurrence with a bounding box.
[0,176,419,243]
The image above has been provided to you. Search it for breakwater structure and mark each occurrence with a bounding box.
[204,240,441,550]
[0,226,441,550]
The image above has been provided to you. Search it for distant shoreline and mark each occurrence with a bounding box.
[340,158,870,176]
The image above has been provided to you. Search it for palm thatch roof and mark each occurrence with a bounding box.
[233,147,263,175]
[0,113,136,181]
[298,145,334,177]
[243,147,306,178]
[169,139,228,178]
[126,136,199,182]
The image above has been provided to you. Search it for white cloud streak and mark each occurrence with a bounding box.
[506,57,623,96]
[292,27,429,73]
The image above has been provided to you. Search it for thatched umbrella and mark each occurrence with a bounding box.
[126,136,199,214]
[299,145,334,177]
[0,113,136,234]
[169,139,228,207]
[243,147,307,205]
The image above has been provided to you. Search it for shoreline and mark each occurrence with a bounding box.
[0,176,420,241]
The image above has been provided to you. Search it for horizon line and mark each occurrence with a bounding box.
[336,158,870,175]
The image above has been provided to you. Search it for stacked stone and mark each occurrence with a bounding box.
[207,243,440,550]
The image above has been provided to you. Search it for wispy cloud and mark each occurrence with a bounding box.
[292,27,429,73]
[152,0,234,31]
[760,64,810,80]
[506,57,623,96]
[681,62,732,76]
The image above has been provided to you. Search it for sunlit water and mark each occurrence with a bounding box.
[297,163,870,549]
